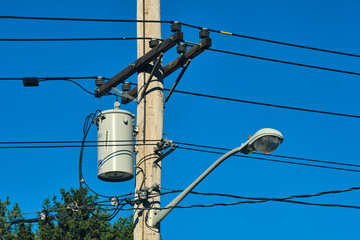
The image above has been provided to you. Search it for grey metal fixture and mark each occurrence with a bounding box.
[149,128,284,227]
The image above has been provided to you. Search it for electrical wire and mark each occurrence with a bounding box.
[162,186,360,202]
[0,37,159,42]
[177,146,360,173]
[0,140,159,144]
[174,141,360,169]
[0,76,98,80]
[208,47,360,76]
[0,16,174,23]
[164,88,360,119]
[0,143,156,149]
[115,199,360,211]
[2,16,359,59]
[39,79,94,95]
[178,22,360,58]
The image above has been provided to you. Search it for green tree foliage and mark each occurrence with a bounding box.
[0,188,133,240]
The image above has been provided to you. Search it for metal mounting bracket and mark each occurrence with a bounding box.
[153,138,177,165]
[112,87,139,103]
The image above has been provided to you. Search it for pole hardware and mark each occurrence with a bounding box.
[95,76,105,87]
[153,138,177,166]
[112,87,139,103]
[125,197,135,206]
[23,77,39,86]
[149,39,160,48]
[94,31,183,98]
[138,52,164,101]
[177,43,187,54]
[110,197,119,206]
[121,37,212,104]
[164,59,192,103]
[199,28,210,39]
[136,188,150,201]
[122,82,131,92]
[67,202,80,212]
[39,210,49,221]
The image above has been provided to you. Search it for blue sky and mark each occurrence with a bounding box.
[1,0,360,239]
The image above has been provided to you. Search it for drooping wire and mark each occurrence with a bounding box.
[119,186,360,211]
[39,79,94,95]
[162,186,360,203]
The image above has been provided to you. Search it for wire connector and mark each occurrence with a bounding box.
[110,197,119,207]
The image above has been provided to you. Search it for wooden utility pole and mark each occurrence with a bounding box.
[134,0,162,240]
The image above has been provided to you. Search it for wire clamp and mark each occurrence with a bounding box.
[67,202,80,212]
[110,197,119,207]
[153,138,177,165]
[136,188,150,201]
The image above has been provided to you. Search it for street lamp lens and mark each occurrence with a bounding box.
[253,135,282,154]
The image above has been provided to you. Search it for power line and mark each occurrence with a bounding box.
[162,186,360,201]
[208,48,360,76]
[0,140,159,144]
[6,77,358,119]
[39,79,95,95]
[0,37,156,42]
[165,88,360,119]
[1,139,358,170]
[0,143,156,149]
[2,16,359,59]
[174,141,360,169]
[0,16,173,24]
[179,22,360,58]
[177,146,360,173]
[0,76,98,80]
[120,198,360,211]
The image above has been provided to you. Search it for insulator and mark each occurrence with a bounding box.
[199,28,210,39]
[95,76,105,86]
[177,43,187,54]
[149,39,160,48]
[171,21,181,32]
[122,82,131,92]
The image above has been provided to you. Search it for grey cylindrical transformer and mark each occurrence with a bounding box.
[97,106,135,182]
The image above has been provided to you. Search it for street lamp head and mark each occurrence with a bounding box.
[241,128,283,154]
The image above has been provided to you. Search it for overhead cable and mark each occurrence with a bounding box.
[179,22,360,58]
[0,37,156,41]
[1,16,359,58]
[208,48,360,76]
[0,15,173,23]
[165,88,360,119]
[174,141,360,169]
[177,146,360,173]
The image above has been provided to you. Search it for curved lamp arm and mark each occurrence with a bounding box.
[149,128,283,227]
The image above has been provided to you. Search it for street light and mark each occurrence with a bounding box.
[149,128,284,227]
